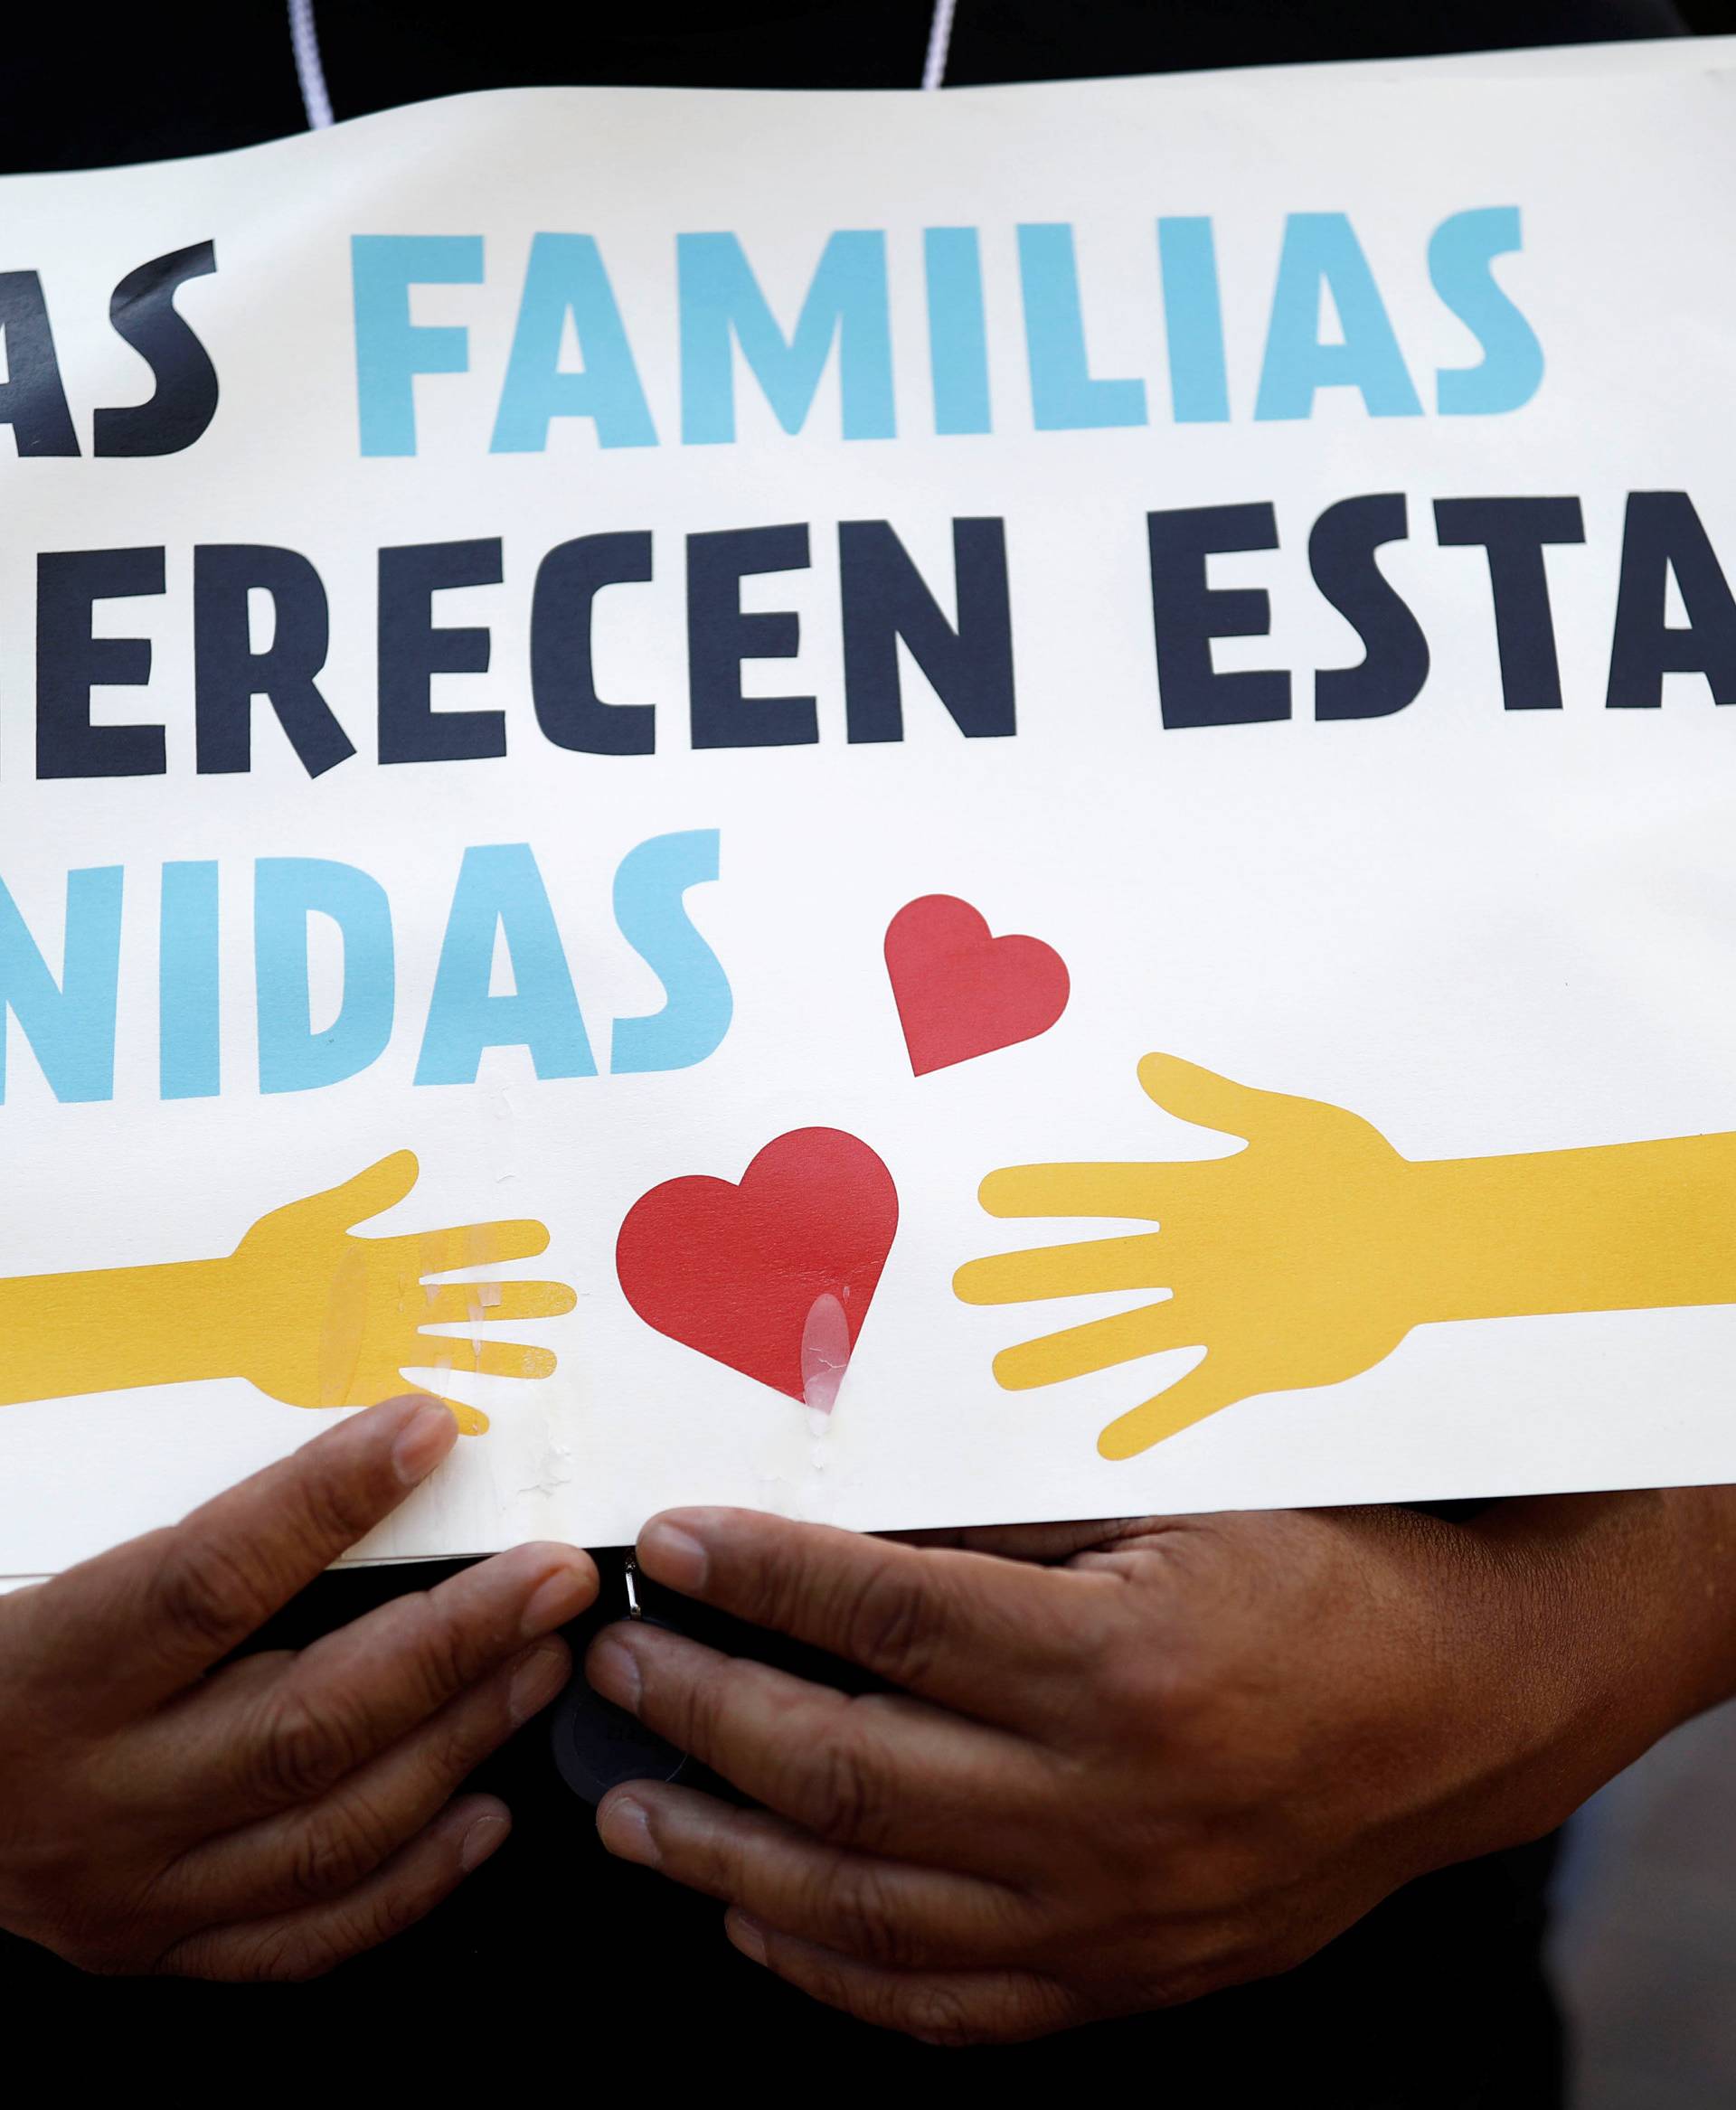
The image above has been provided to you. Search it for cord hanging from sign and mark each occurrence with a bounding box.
[288,0,960,131]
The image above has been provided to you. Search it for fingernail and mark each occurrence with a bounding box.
[520,1560,594,1639]
[509,1641,571,1727]
[640,1517,709,1593]
[728,1912,768,1967]
[392,1399,456,1485]
[598,1794,660,1869]
[586,1629,643,1712]
[458,1809,510,1873]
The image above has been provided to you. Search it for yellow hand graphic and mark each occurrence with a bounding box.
[955,1054,1416,1459]
[0,1152,574,1435]
[227,1153,571,1433]
[957,1052,1736,1461]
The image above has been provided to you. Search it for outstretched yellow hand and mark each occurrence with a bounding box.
[955,1055,1417,1459]
[957,1052,1736,1460]
[0,1152,574,1435]
[226,1153,570,1432]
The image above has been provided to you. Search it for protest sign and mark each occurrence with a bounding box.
[5,45,1736,1572]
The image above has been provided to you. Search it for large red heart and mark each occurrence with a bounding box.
[615,1128,898,1402]
[884,894,1071,1076]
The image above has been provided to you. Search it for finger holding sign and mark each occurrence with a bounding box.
[591,1632,1053,1872]
[0,1397,596,1979]
[602,1508,1099,1730]
[590,1502,1669,2045]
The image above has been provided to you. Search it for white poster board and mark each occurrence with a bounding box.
[5,41,1736,1573]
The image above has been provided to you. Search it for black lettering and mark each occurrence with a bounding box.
[378,539,505,763]
[194,545,354,777]
[530,532,656,757]
[1147,503,1289,730]
[0,272,78,457]
[36,548,165,778]
[1605,492,1736,709]
[686,524,815,749]
[1433,496,1584,711]
[1309,495,1429,721]
[840,518,1015,743]
[93,243,220,457]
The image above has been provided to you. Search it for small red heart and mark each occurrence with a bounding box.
[884,895,1071,1076]
[615,1129,898,1403]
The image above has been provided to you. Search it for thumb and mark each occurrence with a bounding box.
[1136,1052,1291,1144]
[309,1149,420,1231]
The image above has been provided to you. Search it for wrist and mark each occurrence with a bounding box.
[1482,1485,1736,1723]
[1416,1491,1736,1859]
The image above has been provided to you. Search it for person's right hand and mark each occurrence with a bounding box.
[0,1394,595,1979]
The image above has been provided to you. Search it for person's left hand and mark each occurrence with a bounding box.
[584,1496,1691,2044]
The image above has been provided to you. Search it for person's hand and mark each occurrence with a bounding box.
[954,1053,1417,1456]
[0,1395,595,1979]
[230,1152,572,1434]
[585,1495,1716,2045]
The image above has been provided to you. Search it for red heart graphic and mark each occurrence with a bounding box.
[615,1129,898,1402]
[884,895,1071,1076]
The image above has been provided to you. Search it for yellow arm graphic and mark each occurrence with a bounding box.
[0,1152,574,1435]
[955,1053,1736,1461]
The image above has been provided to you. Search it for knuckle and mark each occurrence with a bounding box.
[404,1595,476,1710]
[288,1465,374,1564]
[899,1983,993,2048]
[836,1562,940,1690]
[1090,1634,1193,1738]
[826,1862,914,1969]
[150,1535,263,1656]
[214,1890,416,1982]
[248,1688,355,1805]
[1144,1654,1216,1742]
[232,1922,344,1983]
[422,1700,505,1794]
[920,1976,1080,2048]
[331,1879,428,1963]
[802,1723,883,1847]
[794,1946,863,2021]
[670,1654,733,1760]
[286,1801,394,1902]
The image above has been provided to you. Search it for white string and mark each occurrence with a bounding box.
[289,0,953,126]
[288,0,335,129]
[922,0,958,90]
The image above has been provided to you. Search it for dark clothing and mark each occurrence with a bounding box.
[0,2,1687,2095]
[2,1557,1563,2105]
[4,0,1689,173]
